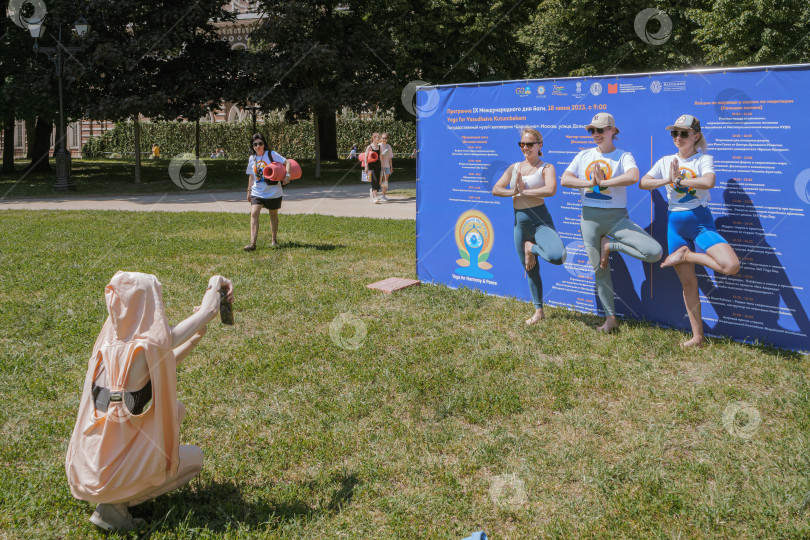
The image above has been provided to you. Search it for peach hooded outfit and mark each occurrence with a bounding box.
[65,271,180,504]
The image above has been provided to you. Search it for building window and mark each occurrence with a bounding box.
[15,122,23,148]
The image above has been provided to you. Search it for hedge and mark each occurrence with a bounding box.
[82,118,417,160]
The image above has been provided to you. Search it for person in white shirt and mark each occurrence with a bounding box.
[243,133,291,251]
[492,128,566,325]
[640,114,740,347]
[379,133,394,201]
[561,113,662,333]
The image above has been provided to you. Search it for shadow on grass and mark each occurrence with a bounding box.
[276,240,344,251]
[137,473,359,536]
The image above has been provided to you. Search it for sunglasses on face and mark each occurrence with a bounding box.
[253,142,264,147]
[671,130,691,139]
[517,141,539,148]
[587,127,609,135]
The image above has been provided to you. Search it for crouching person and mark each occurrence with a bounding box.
[65,271,234,531]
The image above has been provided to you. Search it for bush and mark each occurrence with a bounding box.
[82,118,417,160]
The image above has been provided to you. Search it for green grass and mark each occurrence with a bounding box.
[0,158,416,197]
[0,210,808,539]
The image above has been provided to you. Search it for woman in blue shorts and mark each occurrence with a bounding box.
[492,128,566,325]
[640,114,740,347]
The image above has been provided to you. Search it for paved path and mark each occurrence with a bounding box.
[0,181,416,220]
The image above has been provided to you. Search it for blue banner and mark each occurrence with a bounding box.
[416,65,810,352]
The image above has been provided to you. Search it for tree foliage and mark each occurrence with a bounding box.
[687,0,810,65]
[519,0,709,78]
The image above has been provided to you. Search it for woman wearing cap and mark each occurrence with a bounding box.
[492,128,566,325]
[561,112,663,333]
[244,132,292,251]
[364,132,384,203]
[640,114,740,347]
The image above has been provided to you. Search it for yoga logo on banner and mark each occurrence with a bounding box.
[455,210,495,279]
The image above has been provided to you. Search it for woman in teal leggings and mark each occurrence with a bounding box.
[561,113,662,332]
[493,128,566,325]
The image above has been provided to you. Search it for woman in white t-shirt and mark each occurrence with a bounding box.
[243,133,291,251]
[561,113,663,333]
[492,128,566,325]
[640,114,740,347]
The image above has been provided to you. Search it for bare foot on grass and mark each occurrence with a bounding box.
[524,241,537,271]
[661,245,689,268]
[597,317,618,333]
[525,309,545,325]
[681,336,705,348]
[599,236,611,269]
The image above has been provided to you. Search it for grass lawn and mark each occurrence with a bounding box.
[1,210,808,538]
[0,157,416,198]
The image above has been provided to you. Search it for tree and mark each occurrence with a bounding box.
[687,0,810,65]
[75,0,238,181]
[518,0,708,78]
[246,1,394,175]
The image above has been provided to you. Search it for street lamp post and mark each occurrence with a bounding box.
[28,18,90,191]
[244,105,260,135]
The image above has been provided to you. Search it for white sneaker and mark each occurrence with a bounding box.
[380,195,389,202]
[374,198,381,204]
[90,503,144,531]
[369,188,373,201]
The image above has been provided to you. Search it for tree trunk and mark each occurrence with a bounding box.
[26,118,53,173]
[25,118,35,159]
[313,112,321,179]
[195,118,200,159]
[133,116,142,183]
[2,119,15,174]
[316,107,337,160]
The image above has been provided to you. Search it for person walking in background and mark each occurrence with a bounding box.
[349,144,358,160]
[379,133,394,202]
[492,128,566,325]
[364,132,383,204]
[640,114,740,347]
[561,113,662,333]
[244,132,291,251]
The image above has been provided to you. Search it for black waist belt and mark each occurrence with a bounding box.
[92,380,152,415]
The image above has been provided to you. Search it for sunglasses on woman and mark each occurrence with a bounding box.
[587,127,608,135]
[670,130,691,139]
[252,142,264,147]
[517,141,539,148]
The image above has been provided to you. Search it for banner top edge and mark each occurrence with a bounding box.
[415,63,810,91]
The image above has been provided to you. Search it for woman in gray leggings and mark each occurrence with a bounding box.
[561,113,662,332]
[492,128,566,325]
